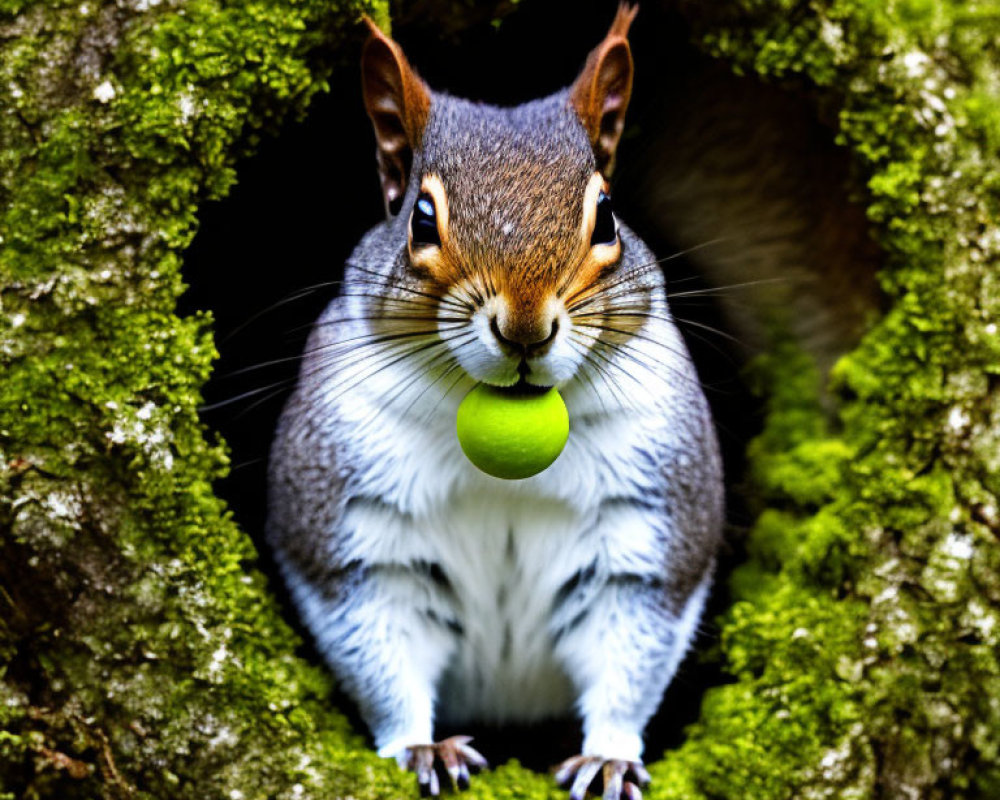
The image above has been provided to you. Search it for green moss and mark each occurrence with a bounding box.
[0,1,421,797]
[3,0,1000,797]
[655,1,1000,797]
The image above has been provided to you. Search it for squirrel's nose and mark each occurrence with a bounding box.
[490,314,560,357]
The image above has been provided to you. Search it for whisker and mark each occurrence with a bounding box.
[208,326,450,414]
[222,275,472,343]
[568,334,636,409]
[576,333,666,386]
[345,264,473,310]
[561,238,727,306]
[579,307,745,348]
[656,237,728,263]
[199,378,298,412]
[305,339,456,422]
[565,280,655,315]
[666,316,744,347]
[562,247,713,308]
[311,309,470,326]
[316,321,475,407]
[354,339,469,429]
[567,247,794,318]
[574,329,706,393]
[583,338,677,402]
[285,307,469,336]
[419,363,473,427]
[555,243,600,299]
[211,338,433,416]
[570,318,697,366]
[463,268,489,306]
[232,384,298,421]
[329,294,468,317]
[564,338,614,415]
[243,333,454,419]
[661,274,709,286]
[666,277,790,299]
[339,285,472,313]
[668,324,744,370]
[219,324,467,379]
[229,457,266,472]
[570,273,791,321]
[563,270,654,311]
[410,360,465,419]
[222,286,329,343]
[600,336,735,394]
[366,332,480,428]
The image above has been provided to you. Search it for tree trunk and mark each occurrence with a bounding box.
[2,1,998,799]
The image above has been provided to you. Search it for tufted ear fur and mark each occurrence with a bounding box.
[570,3,639,176]
[361,17,431,216]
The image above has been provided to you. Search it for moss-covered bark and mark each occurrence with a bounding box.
[655,3,1000,798]
[1,1,998,799]
[0,1,439,797]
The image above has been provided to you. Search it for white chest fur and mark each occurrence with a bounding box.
[273,293,720,762]
[331,375,679,724]
[424,490,591,723]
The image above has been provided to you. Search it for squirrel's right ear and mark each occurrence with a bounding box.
[361,17,431,216]
[570,3,639,176]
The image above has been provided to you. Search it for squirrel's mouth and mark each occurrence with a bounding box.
[489,376,553,397]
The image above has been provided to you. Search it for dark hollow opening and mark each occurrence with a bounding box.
[181,0,867,773]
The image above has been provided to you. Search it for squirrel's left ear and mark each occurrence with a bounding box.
[361,17,431,216]
[570,3,639,175]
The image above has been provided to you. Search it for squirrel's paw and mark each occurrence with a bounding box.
[554,755,651,800]
[403,735,488,796]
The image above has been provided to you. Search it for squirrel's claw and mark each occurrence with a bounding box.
[404,736,488,796]
[412,745,437,796]
[554,755,650,800]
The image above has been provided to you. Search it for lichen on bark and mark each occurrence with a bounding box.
[655,2,1000,798]
[0,1,421,797]
[1,0,999,799]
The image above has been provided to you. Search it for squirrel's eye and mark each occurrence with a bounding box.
[591,190,617,247]
[411,192,441,247]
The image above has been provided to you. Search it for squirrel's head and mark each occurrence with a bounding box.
[358,5,650,393]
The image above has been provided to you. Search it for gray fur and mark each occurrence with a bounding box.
[267,77,723,785]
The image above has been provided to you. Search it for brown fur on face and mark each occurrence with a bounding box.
[415,92,628,343]
[365,7,638,344]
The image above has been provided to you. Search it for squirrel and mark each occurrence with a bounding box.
[266,5,724,799]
